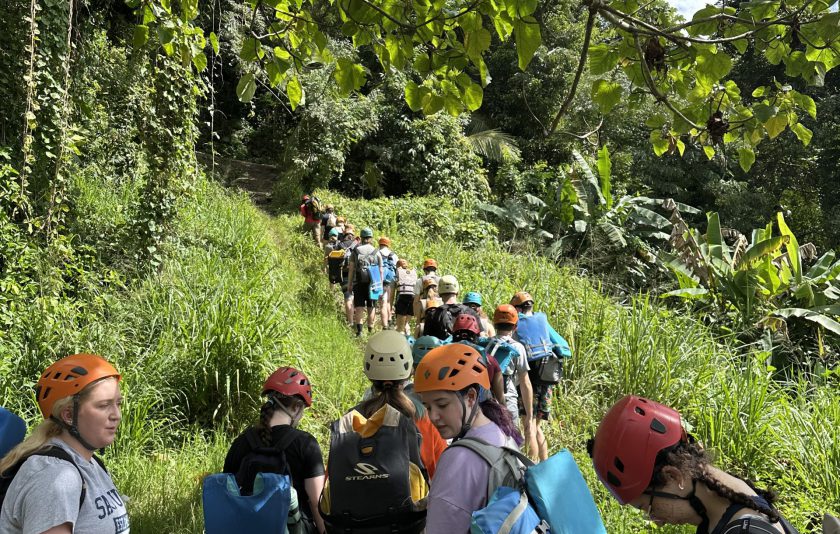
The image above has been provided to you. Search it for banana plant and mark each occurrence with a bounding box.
[661,211,840,338]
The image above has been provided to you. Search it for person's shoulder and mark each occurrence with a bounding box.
[15,451,83,489]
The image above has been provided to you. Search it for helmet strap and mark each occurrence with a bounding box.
[452,388,481,442]
[52,394,99,452]
[647,479,709,532]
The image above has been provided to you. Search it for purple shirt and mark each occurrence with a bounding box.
[424,421,508,534]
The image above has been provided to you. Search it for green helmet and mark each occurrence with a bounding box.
[361,227,374,238]
[363,331,412,381]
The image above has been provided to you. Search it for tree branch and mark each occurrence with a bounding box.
[632,35,702,131]
[547,5,596,135]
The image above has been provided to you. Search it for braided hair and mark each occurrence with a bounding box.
[651,440,781,523]
[257,392,305,447]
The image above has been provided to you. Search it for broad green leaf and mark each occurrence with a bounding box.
[287,76,303,110]
[236,73,257,102]
[266,58,289,86]
[158,26,176,45]
[738,147,755,172]
[703,145,715,160]
[792,91,817,118]
[192,51,207,71]
[764,41,790,65]
[791,122,813,146]
[650,131,669,157]
[752,86,768,97]
[513,16,541,71]
[764,115,787,138]
[773,308,840,336]
[333,58,366,95]
[687,5,723,36]
[597,145,612,210]
[752,103,775,123]
[661,287,710,299]
[133,25,149,48]
[696,47,733,87]
[405,82,427,112]
[589,44,620,75]
[209,32,219,55]
[738,236,788,268]
[805,251,837,280]
[465,28,492,61]
[240,37,263,62]
[706,212,724,262]
[463,82,483,111]
[591,79,623,114]
[645,114,667,128]
[422,94,445,115]
[777,211,801,283]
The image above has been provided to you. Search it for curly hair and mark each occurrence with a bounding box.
[651,440,781,523]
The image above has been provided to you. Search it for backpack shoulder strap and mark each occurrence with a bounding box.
[244,427,265,450]
[35,446,87,509]
[449,438,532,499]
[272,429,298,452]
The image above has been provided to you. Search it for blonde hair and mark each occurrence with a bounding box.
[0,396,71,472]
[0,377,111,472]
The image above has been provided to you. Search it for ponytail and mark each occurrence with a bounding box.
[359,381,417,420]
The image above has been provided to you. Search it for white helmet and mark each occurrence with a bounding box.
[438,275,459,295]
[363,331,412,381]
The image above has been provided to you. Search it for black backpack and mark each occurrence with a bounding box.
[353,246,379,284]
[423,304,479,341]
[0,446,105,510]
[234,428,297,496]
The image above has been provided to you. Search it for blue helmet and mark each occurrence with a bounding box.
[412,335,444,367]
[329,227,340,237]
[463,291,483,306]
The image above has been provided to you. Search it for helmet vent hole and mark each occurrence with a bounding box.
[448,368,460,378]
[472,365,483,374]
[650,418,667,434]
[54,373,62,379]
[379,357,385,362]
[607,472,621,487]
[70,366,88,376]
[389,357,395,362]
[613,457,625,472]
[64,375,75,381]
[365,363,371,371]
[42,387,51,399]
[437,367,451,381]
[635,406,646,416]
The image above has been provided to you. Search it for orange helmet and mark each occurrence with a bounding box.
[337,216,346,224]
[493,304,519,326]
[422,259,437,270]
[422,276,438,290]
[510,291,534,307]
[378,237,391,246]
[413,344,490,393]
[36,354,121,418]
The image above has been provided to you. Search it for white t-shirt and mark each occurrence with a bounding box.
[0,439,130,534]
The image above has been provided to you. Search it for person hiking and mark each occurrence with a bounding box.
[377,237,399,329]
[334,217,346,239]
[450,314,505,405]
[511,291,570,462]
[414,344,523,534]
[337,225,358,325]
[413,277,441,336]
[321,204,337,246]
[413,259,439,295]
[223,367,326,534]
[299,195,322,246]
[323,228,342,283]
[0,354,129,534]
[487,304,537,460]
[347,227,383,337]
[394,259,418,335]
[463,292,495,338]
[355,331,446,478]
[422,275,482,341]
[588,395,800,534]
[319,333,431,533]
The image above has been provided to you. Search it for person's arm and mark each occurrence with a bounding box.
[304,475,327,534]
[40,524,73,534]
[519,372,537,460]
[491,371,505,405]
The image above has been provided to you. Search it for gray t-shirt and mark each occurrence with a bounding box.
[490,335,529,418]
[0,439,130,534]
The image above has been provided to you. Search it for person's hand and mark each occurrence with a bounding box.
[523,418,538,460]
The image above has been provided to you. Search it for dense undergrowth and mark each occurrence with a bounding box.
[1,174,838,533]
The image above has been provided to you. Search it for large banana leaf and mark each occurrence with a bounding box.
[805,251,837,279]
[774,307,840,336]
[736,236,789,268]
[706,212,727,264]
[777,212,801,284]
[572,150,606,208]
[596,221,627,247]
[661,287,709,299]
[628,205,672,230]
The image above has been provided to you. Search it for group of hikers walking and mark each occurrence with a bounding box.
[0,198,829,534]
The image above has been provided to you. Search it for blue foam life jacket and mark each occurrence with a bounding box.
[0,407,26,458]
[203,472,291,534]
[515,313,554,361]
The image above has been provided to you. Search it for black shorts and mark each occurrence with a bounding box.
[353,283,376,308]
[395,294,414,316]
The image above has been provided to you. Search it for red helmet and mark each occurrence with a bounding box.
[263,367,313,407]
[590,395,685,504]
[452,313,480,335]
